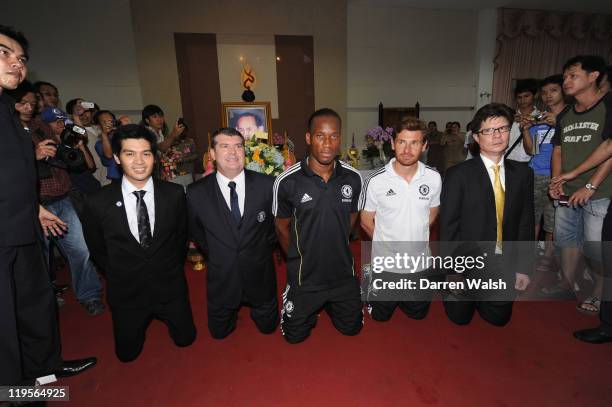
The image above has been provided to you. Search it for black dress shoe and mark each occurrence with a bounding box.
[53,357,97,378]
[574,327,612,344]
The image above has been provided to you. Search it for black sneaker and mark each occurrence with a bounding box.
[82,299,105,316]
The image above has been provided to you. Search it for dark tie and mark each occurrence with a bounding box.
[133,190,152,249]
[228,181,241,224]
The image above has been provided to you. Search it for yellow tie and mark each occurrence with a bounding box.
[492,164,504,248]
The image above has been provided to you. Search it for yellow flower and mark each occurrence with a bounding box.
[253,150,261,161]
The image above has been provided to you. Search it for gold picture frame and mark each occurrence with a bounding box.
[221,101,273,141]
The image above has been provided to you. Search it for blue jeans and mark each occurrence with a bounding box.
[554,197,610,262]
[44,197,102,303]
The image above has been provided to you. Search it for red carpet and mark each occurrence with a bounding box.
[51,243,612,406]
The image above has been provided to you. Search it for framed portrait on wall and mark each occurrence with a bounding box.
[221,101,273,140]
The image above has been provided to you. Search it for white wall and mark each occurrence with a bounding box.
[474,8,497,110]
[347,3,479,149]
[4,0,143,120]
[129,0,347,135]
[216,34,279,118]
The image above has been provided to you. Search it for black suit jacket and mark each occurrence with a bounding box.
[82,179,188,308]
[0,93,39,247]
[186,170,277,308]
[440,157,534,274]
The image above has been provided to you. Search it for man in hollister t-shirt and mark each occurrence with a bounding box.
[549,55,612,314]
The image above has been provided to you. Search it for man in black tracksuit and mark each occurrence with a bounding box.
[273,108,363,344]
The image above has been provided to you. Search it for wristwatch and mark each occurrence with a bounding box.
[585,183,598,191]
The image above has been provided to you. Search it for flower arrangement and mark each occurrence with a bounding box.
[244,136,286,176]
[362,126,394,159]
[159,138,197,180]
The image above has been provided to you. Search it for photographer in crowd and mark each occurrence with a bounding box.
[519,75,567,280]
[94,110,123,184]
[67,98,108,185]
[33,106,105,316]
[62,100,102,196]
[141,104,195,189]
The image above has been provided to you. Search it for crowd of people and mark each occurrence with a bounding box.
[1,23,611,391]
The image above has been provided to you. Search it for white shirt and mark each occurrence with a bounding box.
[361,159,441,242]
[121,176,156,242]
[480,154,506,191]
[506,108,537,162]
[216,170,245,216]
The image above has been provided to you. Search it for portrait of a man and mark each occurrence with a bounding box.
[222,102,272,140]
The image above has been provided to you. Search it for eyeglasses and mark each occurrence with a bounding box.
[477,125,511,136]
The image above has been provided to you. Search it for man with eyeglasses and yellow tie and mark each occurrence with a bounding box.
[440,103,534,326]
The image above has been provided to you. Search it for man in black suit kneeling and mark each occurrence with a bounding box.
[440,103,534,326]
[187,127,278,339]
[82,124,196,362]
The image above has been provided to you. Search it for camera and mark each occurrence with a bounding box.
[533,112,546,121]
[558,194,570,207]
[49,124,87,170]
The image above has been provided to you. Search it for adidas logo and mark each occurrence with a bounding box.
[386,189,396,196]
[300,193,313,203]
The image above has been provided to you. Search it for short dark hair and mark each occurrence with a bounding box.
[514,78,538,97]
[111,124,158,156]
[141,104,164,122]
[33,81,58,94]
[66,98,82,115]
[428,121,437,126]
[0,25,29,60]
[235,112,262,127]
[470,103,514,134]
[93,110,116,125]
[211,127,244,148]
[6,79,34,102]
[393,117,428,141]
[307,108,341,133]
[562,55,607,87]
[540,74,563,89]
[452,121,461,128]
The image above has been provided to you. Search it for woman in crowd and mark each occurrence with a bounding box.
[141,104,195,189]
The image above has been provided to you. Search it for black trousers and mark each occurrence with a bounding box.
[110,294,196,363]
[369,300,431,321]
[368,270,435,321]
[0,243,61,385]
[208,294,279,339]
[600,200,612,333]
[443,255,516,327]
[281,278,363,344]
